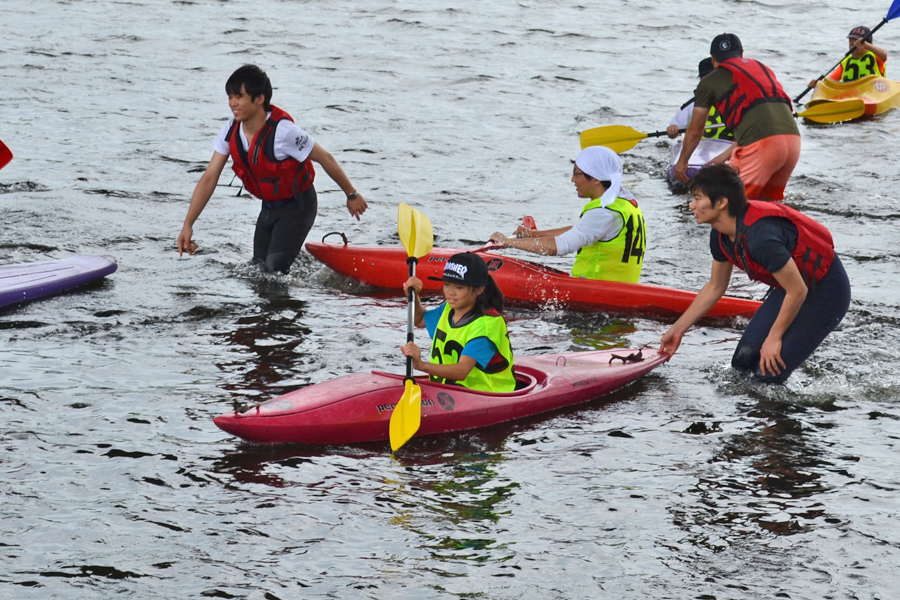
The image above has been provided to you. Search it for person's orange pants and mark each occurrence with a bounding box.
[730,134,801,201]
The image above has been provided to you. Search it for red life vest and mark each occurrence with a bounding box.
[226,106,315,202]
[718,201,834,289]
[714,58,793,130]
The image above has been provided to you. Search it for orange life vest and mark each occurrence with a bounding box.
[714,58,793,130]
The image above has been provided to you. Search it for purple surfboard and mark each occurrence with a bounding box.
[0,255,118,308]
[667,138,733,187]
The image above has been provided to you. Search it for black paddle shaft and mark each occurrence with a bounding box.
[405,256,418,379]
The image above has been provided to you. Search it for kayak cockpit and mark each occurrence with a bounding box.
[370,367,546,396]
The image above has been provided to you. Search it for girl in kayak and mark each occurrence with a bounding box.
[659,164,851,383]
[400,252,516,393]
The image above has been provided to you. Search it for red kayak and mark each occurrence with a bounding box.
[214,348,669,445]
[305,240,761,319]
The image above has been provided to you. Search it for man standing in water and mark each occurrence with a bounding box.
[673,34,801,201]
[660,165,850,384]
[177,64,367,274]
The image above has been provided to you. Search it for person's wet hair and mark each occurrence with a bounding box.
[689,164,748,217]
[226,64,273,111]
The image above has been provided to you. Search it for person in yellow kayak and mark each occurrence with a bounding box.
[674,33,800,202]
[400,252,516,393]
[666,58,734,144]
[488,146,646,283]
[807,25,888,87]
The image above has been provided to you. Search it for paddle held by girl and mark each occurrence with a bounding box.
[400,252,516,393]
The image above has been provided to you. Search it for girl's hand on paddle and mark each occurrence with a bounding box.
[807,79,818,89]
[346,194,367,220]
[666,124,681,138]
[759,337,786,377]
[177,226,198,256]
[402,276,423,297]
[400,341,424,370]
[659,328,683,356]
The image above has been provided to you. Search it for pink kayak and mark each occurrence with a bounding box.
[214,348,669,445]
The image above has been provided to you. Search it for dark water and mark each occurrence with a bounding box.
[2,0,900,598]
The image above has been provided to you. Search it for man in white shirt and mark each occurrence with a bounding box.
[177,64,367,273]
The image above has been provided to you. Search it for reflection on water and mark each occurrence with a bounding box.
[672,396,842,567]
[216,292,312,398]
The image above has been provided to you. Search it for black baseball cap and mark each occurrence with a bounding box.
[698,57,714,78]
[710,33,743,62]
[428,252,489,287]
[848,25,872,40]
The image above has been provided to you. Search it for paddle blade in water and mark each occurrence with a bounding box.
[0,140,12,171]
[580,125,648,152]
[798,98,866,123]
[398,203,434,258]
[389,379,422,451]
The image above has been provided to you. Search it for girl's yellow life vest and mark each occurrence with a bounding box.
[429,303,516,393]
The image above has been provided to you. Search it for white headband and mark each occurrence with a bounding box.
[575,146,631,207]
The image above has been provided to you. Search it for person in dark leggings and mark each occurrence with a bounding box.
[253,187,318,274]
[659,164,851,383]
[177,64,367,274]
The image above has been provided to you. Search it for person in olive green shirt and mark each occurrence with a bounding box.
[674,33,800,201]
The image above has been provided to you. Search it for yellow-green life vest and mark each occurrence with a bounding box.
[839,51,885,82]
[430,303,515,393]
[703,107,734,140]
[571,197,646,283]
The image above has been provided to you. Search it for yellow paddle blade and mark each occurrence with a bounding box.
[798,98,866,123]
[398,203,434,258]
[389,379,422,451]
[580,125,648,152]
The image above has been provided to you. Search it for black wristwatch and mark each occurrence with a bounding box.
[347,192,358,201]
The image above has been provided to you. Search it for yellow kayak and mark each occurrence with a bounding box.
[808,75,900,118]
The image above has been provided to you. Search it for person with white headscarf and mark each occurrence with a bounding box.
[489,146,646,283]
